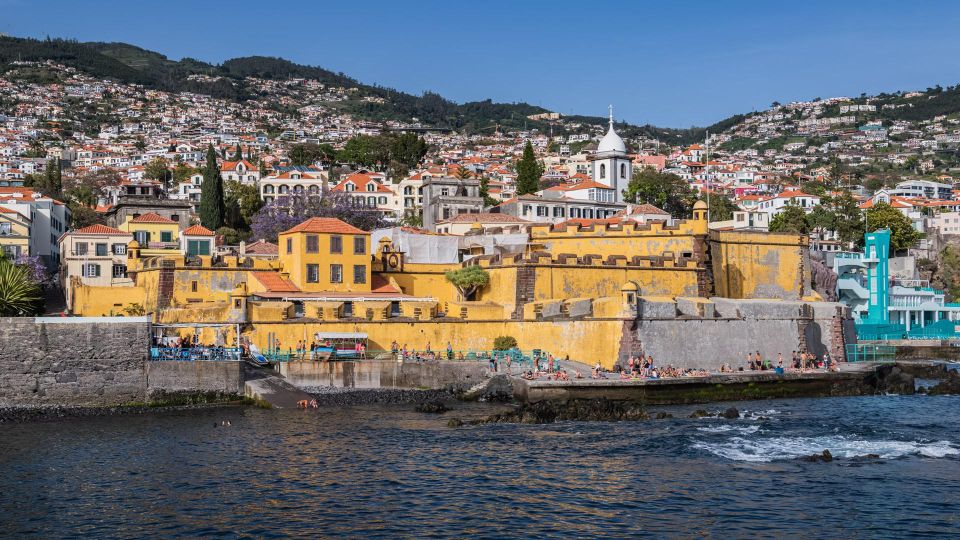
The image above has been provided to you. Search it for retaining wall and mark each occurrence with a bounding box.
[0,317,242,407]
[277,360,489,390]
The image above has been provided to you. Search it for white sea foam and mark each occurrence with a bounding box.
[696,425,761,435]
[692,435,959,462]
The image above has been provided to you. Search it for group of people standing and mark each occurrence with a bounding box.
[746,350,838,372]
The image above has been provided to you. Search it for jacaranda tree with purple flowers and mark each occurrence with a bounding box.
[250,193,388,242]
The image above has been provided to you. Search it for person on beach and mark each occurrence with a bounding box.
[447,342,453,361]
[746,352,754,370]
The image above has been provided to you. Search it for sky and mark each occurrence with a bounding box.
[4,0,960,127]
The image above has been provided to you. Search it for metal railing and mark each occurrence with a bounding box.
[845,344,896,363]
[150,347,242,361]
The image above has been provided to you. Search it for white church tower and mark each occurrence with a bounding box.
[590,105,631,203]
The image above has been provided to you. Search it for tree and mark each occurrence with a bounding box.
[144,157,170,187]
[623,167,698,218]
[514,141,543,195]
[444,265,490,300]
[493,336,518,350]
[233,144,243,161]
[479,175,497,207]
[250,193,387,242]
[769,202,810,235]
[865,202,922,252]
[216,226,243,245]
[69,205,105,229]
[0,255,43,316]
[705,196,738,222]
[224,180,263,230]
[455,166,473,180]
[134,138,146,151]
[199,144,226,230]
[800,180,827,197]
[389,133,428,170]
[172,162,195,184]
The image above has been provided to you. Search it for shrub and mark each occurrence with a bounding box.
[493,336,517,350]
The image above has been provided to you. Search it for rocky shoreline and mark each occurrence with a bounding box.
[0,400,248,423]
[302,386,460,406]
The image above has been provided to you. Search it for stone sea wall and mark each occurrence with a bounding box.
[0,317,241,407]
[278,360,489,390]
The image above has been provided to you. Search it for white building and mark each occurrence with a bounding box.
[0,188,70,268]
[590,107,632,203]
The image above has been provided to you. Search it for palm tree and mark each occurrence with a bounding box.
[0,257,42,316]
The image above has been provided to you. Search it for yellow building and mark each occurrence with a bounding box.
[59,224,133,310]
[119,212,181,257]
[0,207,31,258]
[278,217,372,293]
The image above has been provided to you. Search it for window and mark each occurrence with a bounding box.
[378,196,387,205]
[330,264,343,283]
[620,163,626,178]
[134,231,150,244]
[160,231,172,243]
[191,281,198,292]
[366,183,376,192]
[345,183,355,192]
[330,235,342,254]
[353,264,366,284]
[0,223,10,235]
[95,243,107,256]
[353,236,365,255]
[306,235,319,253]
[286,238,293,254]
[112,264,126,278]
[75,242,88,256]
[441,188,449,196]
[537,206,548,217]
[171,214,180,222]
[113,243,126,255]
[82,263,100,278]
[187,239,210,256]
[599,164,606,179]
[306,264,319,283]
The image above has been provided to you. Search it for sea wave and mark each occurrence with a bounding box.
[696,425,761,435]
[692,435,959,462]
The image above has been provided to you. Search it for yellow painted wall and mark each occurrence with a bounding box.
[242,319,625,368]
[70,284,147,316]
[379,262,460,302]
[710,230,811,300]
[119,217,179,256]
[278,230,371,293]
[530,219,703,258]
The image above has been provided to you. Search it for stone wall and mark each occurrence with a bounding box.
[277,360,488,390]
[623,298,851,370]
[0,317,151,406]
[0,317,243,407]
[146,361,243,396]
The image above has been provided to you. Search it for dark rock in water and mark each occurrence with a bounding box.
[446,417,463,428]
[865,365,915,395]
[721,407,740,419]
[475,399,649,424]
[866,453,880,459]
[801,450,834,463]
[926,371,960,396]
[415,401,449,414]
[689,409,710,419]
[655,412,673,419]
[917,386,928,394]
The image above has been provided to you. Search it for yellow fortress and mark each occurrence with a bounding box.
[64,201,846,369]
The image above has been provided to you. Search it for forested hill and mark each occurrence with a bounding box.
[0,35,769,143]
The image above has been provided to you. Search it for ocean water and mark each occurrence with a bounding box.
[0,394,958,538]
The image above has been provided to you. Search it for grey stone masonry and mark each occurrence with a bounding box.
[0,317,151,406]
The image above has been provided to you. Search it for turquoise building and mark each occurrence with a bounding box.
[833,229,960,340]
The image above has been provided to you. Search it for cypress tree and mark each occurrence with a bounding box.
[199,144,226,229]
[514,141,544,196]
[233,144,243,161]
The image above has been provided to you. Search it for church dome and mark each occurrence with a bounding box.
[597,126,627,154]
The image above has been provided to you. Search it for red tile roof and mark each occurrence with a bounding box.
[251,271,301,293]
[73,224,129,235]
[245,239,278,255]
[182,224,215,236]
[281,217,369,235]
[130,212,175,224]
[371,274,400,294]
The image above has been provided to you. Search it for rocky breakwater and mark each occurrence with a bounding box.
[470,398,651,424]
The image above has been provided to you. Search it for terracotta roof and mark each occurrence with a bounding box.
[437,212,530,224]
[628,203,670,215]
[281,217,369,235]
[371,274,400,294]
[251,271,301,293]
[182,224,215,236]
[130,212,175,224]
[72,224,128,235]
[245,239,278,255]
